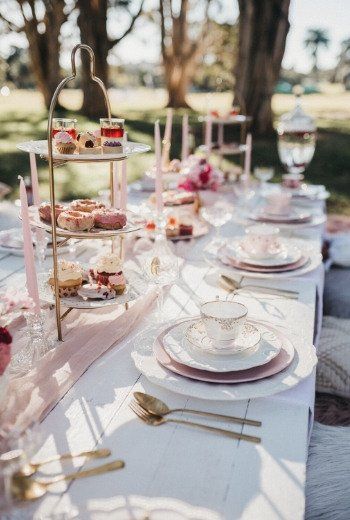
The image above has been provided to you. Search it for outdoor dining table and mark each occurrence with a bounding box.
[0,188,325,520]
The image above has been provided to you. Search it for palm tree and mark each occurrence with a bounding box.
[304,28,330,77]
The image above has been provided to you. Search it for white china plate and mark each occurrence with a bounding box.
[26,206,145,239]
[161,320,281,373]
[234,212,326,229]
[38,269,148,309]
[132,318,316,401]
[227,240,302,267]
[206,239,322,280]
[185,320,261,354]
[17,140,151,162]
[257,208,312,222]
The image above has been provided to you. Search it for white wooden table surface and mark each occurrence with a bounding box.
[0,192,325,520]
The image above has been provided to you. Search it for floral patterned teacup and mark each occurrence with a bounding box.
[200,300,248,343]
[242,224,281,259]
[265,191,292,215]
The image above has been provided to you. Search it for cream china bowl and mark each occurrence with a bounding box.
[200,300,247,344]
[241,224,281,259]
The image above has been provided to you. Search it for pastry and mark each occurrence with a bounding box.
[93,208,127,230]
[166,215,179,238]
[57,210,94,231]
[76,131,100,154]
[92,129,101,146]
[54,131,76,154]
[179,217,193,236]
[102,141,124,154]
[70,199,105,213]
[90,253,126,294]
[48,260,82,297]
[38,202,66,223]
[77,283,116,300]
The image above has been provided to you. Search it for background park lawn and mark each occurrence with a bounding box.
[1,85,350,214]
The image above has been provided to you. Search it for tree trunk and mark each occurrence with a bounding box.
[77,0,110,118]
[235,0,290,135]
[164,60,191,108]
[24,1,66,110]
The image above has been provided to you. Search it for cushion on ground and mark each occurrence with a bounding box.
[306,422,350,520]
[317,316,350,399]
[323,267,350,318]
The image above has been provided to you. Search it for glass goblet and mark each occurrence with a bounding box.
[200,201,233,254]
[254,167,274,195]
[33,229,49,271]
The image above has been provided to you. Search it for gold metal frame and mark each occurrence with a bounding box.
[47,44,117,341]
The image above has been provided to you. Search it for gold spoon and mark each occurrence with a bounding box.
[16,448,111,477]
[11,459,125,501]
[134,392,261,427]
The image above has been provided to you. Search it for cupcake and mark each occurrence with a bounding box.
[54,131,76,154]
[102,141,124,154]
[48,260,83,297]
[76,132,100,154]
[90,253,126,294]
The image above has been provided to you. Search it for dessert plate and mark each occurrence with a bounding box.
[185,320,261,354]
[250,208,311,224]
[161,319,281,372]
[225,240,302,267]
[26,206,145,239]
[219,253,309,273]
[140,220,209,242]
[132,318,316,401]
[0,229,79,256]
[17,140,151,162]
[153,325,294,384]
[37,269,149,309]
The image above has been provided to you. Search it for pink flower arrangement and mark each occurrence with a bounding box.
[0,288,34,375]
[178,156,224,192]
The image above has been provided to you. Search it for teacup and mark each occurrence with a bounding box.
[200,300,247,344]
[265,191,292,215]
[282,173,304,189]
[242,224,281,259]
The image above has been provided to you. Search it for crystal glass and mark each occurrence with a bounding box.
[277,87,316,176]
[200,201,233,253]
[254,167,274,195]
[52,118,77,139]
[10,311,54,376]
[141,224,179,321]
[0,422,41,517]
[33,229,49,271]
[100,118,125,145]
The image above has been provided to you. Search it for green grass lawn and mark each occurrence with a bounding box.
[1,87,350,213]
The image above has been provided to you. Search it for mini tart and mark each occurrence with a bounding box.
[78,283,116,300]
[93,208,127,230]
[70,199,105,213]
[102,141,124,154]
[38,202,66,223]
[57,210,94,231]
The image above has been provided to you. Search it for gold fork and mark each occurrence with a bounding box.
[129,401,260,444]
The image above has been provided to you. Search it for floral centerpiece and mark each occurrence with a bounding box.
[178,156,224,192]
[0,289,34,400]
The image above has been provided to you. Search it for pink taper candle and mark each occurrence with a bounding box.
[19,176,40,314]
[155,120,163,214]
[205,117,212,160]
[181,114,189,162]
[120,160,127,211]
[29,152,40,206]
[243,133,252,182]
[112,162,120,209]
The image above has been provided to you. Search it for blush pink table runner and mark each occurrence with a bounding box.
[0,291,156,431]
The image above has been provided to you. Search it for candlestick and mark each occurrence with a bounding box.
[205,117,212,160]
[120,160,127,211]
[155,120,163,214]
[244,133,252,183]
[181,114,189,162]
[29,152,40,206]
[18,176,40,314]
[161,108,173,168]
[112,162,120,208]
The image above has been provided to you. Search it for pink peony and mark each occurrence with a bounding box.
[0,327,12,345]
[0,327,11,376]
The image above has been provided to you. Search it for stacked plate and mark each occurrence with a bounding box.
[132,317,317,401]
[219,239,309,274]
[250,207,312,225]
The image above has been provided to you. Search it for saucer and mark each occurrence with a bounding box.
[251,208,311,224]
[186,320,261,353]
[161,319,281,373]
[227,240,302,267]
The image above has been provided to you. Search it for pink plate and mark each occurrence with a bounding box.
[153,320,294,384]
[250,212,312,224]
[222,255,308,273]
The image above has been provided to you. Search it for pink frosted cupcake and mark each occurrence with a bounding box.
[90,253,126,294]
[54,131,76,154]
